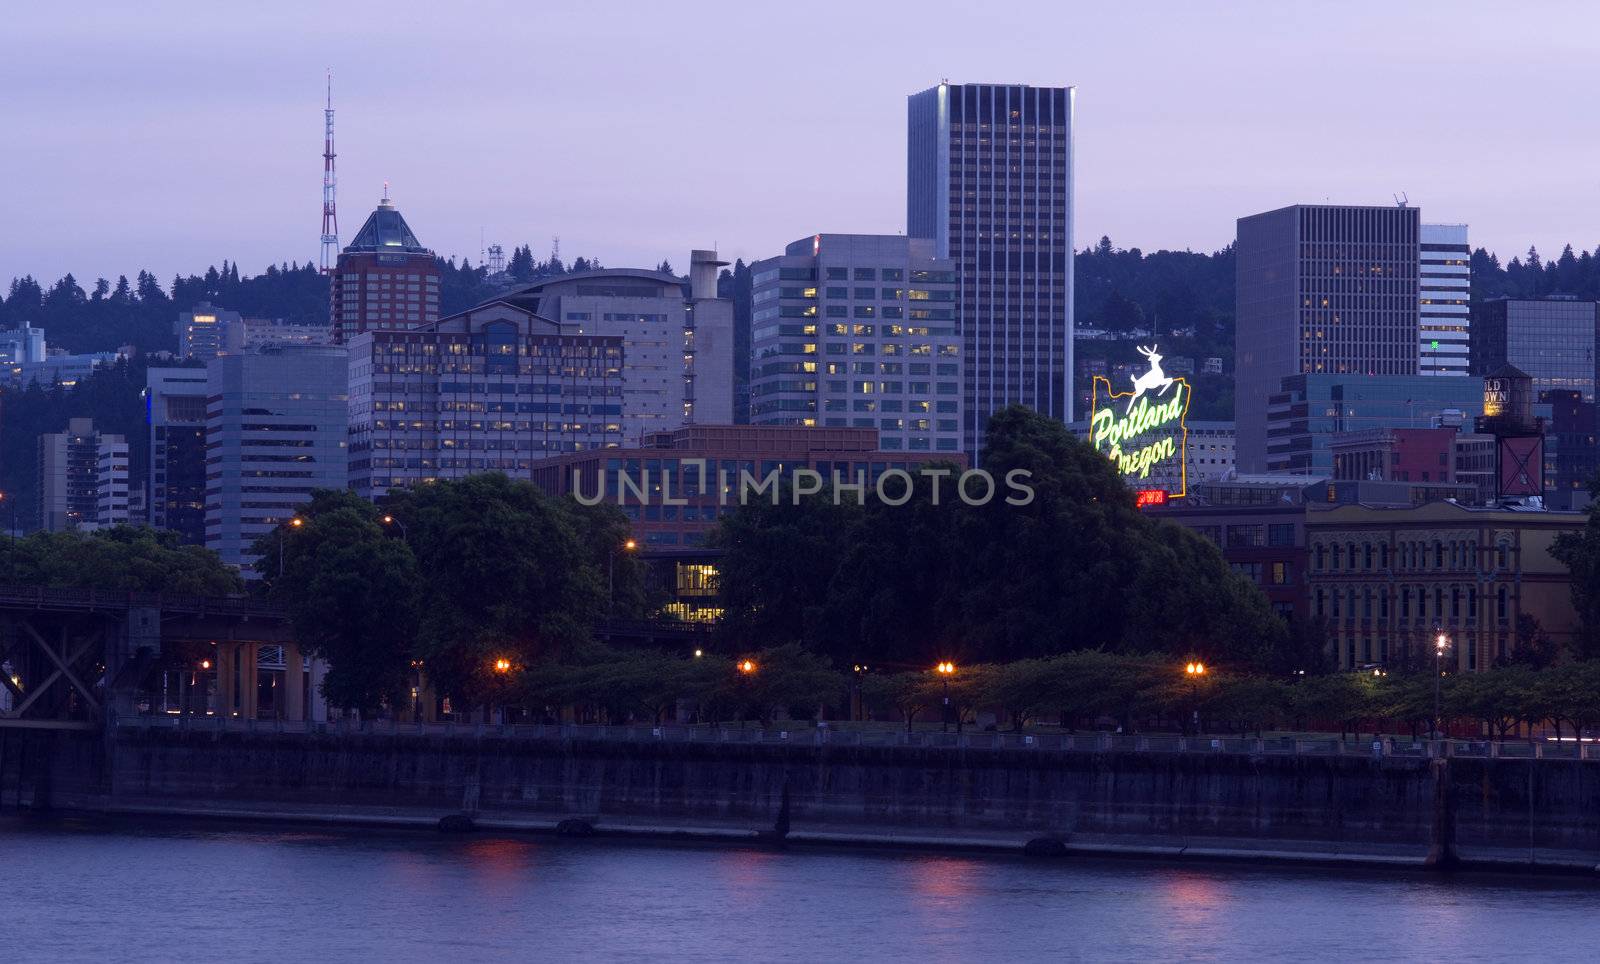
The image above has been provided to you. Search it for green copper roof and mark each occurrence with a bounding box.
[345,197,429,254]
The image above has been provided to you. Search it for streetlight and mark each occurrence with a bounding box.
[278,516,303,578]
[493,657,512,674]
[1434,631,1450,741]
[1185,661,1207,735]
[607,538,638,619]
[738,658,757,675]
[936,661,956,733]
[380,513,408,540]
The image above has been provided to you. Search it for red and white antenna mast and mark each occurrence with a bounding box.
[319,69,339,274]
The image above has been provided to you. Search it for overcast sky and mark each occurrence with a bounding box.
[4,0,1598,286]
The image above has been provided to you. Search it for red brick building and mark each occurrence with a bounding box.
[330,191,441,343]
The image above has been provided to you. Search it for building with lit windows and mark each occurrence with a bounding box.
[1419,224,1470,376]
[37,418,128,532]
[1305,502,1583,672]
[493,252,735,438]
[146,367,210,544]
[346,302,623,501]
[176,303,240,361]
[1236,204,1427,471]
[1470,297,1597,403]
[329,191,441,343]
[907,82,1075,456]
[205,346,349,570]
[749,234,963,454]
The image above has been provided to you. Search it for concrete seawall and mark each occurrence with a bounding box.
[4,724,1599,871]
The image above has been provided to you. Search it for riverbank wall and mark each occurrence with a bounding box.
[4,723,1599,871]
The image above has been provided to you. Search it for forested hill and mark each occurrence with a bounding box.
[3,238,1595,360]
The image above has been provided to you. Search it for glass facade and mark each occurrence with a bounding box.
[1470,298,1598,402]
[1266,374,1482,474]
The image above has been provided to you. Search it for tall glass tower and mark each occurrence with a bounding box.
[907,82,1075,460]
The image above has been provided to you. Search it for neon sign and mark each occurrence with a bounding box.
[1135,489,1169,508]
[1089,344,1191,498]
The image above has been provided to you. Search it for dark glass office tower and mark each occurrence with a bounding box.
[907,82,1075,459]
[1235,204,1421,472]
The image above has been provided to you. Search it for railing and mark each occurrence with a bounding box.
[0,584,284,619]
[111,715,1600,761]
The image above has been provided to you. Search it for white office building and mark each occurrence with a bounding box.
[1420,223,1471,376]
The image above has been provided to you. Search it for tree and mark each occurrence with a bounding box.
[1553,512,1600,660]
[254,490,420,713]
[8,525,240,595]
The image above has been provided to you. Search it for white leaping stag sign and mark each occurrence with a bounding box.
[1126,344,1176,414]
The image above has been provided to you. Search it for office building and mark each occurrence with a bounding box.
[329,191,441,343]
[749,234,963,453]
[495,252,735,436]
[1306,502,1583,671]
[1543,389,1597,511]
[1153,477,1311,621]
[38,418,128,531]
[346,302,623,501]
[176,303,241,360]
[224,316,335,353]
[146,366,210,544]
[205,346,349,570]
[1186,421,1236,481]
[1235,204,1422,471]
[908,81,1075,457]
[1419,224,1471,376]
[528,424,966,548]
[1470,298,1597,402]
[1265,374,1482,475]
[0,326,46,364]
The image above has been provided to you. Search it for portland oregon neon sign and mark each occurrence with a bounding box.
[1089,344,1191,499]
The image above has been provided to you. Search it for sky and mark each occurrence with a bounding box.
[4,0,1600,287]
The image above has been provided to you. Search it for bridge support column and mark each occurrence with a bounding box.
[215,644,235,718]
[238,644,258,721]
[283,643,304,722]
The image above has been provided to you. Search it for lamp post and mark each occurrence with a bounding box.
[608,538,637,618]
[936,661,955,733]
[1185,661,1207,735]
[278,516,303,578]
[381,513,408,540]
[1433,631,1450,741]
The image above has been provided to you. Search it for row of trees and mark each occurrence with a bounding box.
[259,475,648,711]
[473,643,1600,742]
[711,406,1323,673]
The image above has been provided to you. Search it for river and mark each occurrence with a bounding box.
[3,816,1595,962]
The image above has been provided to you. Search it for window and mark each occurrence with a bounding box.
[1270,562,1289,585]
[1267,524,1295,547]
[854,268,876,281]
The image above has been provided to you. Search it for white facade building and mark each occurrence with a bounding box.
[1420,223,1471,376]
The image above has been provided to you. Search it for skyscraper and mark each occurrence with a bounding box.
[1470,298,1598,402]
[176,302,240,361]
[1235,204,1421,472]
[146,366,210,545]
[329,191,441,344]
[37,418,128,532]
[907,82,1075,458]
[205,346,349,570]
[749,234,963,453]
[1419,223,1471,376]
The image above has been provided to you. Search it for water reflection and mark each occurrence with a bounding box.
[3,818,1599,962]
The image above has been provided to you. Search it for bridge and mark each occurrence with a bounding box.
[0,585,710,731]
[0,585,294,730]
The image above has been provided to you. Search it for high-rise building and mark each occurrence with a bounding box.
[494,253,735,436]
[346,303,623,501]
[176,302,241,361]
[329,191,441,344]
[37,417,128,532]
[1419,224,1471,376]
[223,316,335,354]
[907,82,1075,458]
[1235,204,1422,471]
[1470,297,1598,402]
[749,234,963,454]
[146,366,210,544]
[205,346,349,570]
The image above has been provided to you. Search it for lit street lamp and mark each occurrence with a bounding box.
[1185,661,1207,735]
[278,516,303,578]
[1434,631,1450,740]
[936,661,955,733]
[380,513,408,540]
[607,538,638,618]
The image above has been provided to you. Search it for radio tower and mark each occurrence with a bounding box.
[319,70,339,274]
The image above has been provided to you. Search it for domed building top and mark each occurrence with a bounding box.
[343,188,431,254]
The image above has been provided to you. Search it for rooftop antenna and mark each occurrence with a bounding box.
[1394,192,1409,208]
[319,69,339,274]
